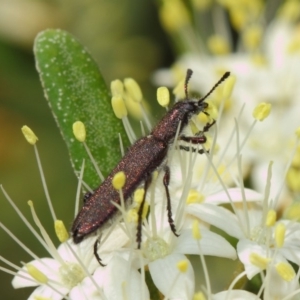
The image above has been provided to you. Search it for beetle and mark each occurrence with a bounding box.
[72,69,230,262]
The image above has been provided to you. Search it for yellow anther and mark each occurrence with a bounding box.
[177,259,189,273]
[229,6,248,31]
[192,219,201,240]
[265,210,277,227]
[252,102,271,121]
[134,188,145,204]
[295,127,300,139]
[21,125,38,145]
[127,208,138,223]
[275,222,286,248]
[193,292,207,300]
[26,264,48,284]
[72,121,86,142]
[159,0,190,33]
[124,78,143,103]
[222,75,236,99]
[249,253,270,269]
[186,190,204,204]
[284,202,300,221]
[287,168,300,192]
[111,96,128,119]
[157,87,170,107]
[207,34,230,55]
[278,0,300,22]
[112,171,126,190]
[276,262,296,282]
[242,25,263,50]
[110,79,124,97]
[173,79,186,99]
[192,0,212,10]
[54,220,69,243]
[287,36,300,54]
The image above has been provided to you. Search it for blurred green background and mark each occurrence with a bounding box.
[0,0,173,298]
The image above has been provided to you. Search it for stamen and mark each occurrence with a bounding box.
[249,253,270,269]
[159,0,190,33]
[252,102,271,121]
[296,127,300,138]
[26,263,48,283]
[124,78,143,103]
[177,259,189,273]
[124,77,152,132]
[74,159,85,217]
[54,220,69,243]
[72,121,86,142]
[207,34,230,55]
[242,25,262,50]
[118,133,125,157]
[265,210,276,227]
[193,220,211,296]
[111,96,128,119]
[276,262,296,282]
[111,79,124,97]
[192,219,201,240]
[278,0,300,21]
[112,171,126,190]
[157,86,170,109]
[193,291,207,300]
[186,190,204,204]
[21,125,38,145]
[22,126,57,221]
[27,201,63,263]
[275,222,286,248]
[0,186,49,254]
[72,121,104,181]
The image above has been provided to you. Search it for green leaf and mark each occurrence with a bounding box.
[34,29,129,188]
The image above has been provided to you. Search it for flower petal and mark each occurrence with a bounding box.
[102,255,149,300]
[213,289,261,300]
[186,203,244,239]
[173,227,237,259]
[148,253,194,300]
[12,258,61,288]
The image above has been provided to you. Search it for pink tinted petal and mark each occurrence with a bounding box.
[149,253,194,300]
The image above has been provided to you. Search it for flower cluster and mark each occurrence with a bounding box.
[155,0,300,206]
[1,64,300,300]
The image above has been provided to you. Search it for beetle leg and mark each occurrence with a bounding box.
[93,235,106,266]
[163,165,179,237]
[178,145,205,154]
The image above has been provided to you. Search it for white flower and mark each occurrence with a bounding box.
[154,1,300,203]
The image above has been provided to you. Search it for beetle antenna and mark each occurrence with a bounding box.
[198,71,230,104]
[184,69,193,99]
